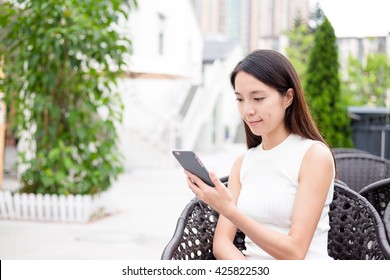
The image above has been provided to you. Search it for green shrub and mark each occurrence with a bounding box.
[304,17,353,148]
[0,0,137,194]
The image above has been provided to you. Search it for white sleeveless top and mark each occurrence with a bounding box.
[237,133,334,260]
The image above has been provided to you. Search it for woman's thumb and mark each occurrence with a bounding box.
[209,171,223,188]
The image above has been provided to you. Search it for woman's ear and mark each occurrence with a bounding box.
[285,88,294,108]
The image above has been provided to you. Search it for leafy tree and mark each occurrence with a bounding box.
[309,2,324,32]
[342,53,390,107]
[285,4,325,85]
[285,12,314,84]
[0,0,137,194]
[304,17,353,148]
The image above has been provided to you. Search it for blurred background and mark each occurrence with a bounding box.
[2,0,390,175]
[0,0,389,260]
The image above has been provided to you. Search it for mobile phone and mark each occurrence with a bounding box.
[172,150,215,187]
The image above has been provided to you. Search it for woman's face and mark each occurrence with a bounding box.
[234,71,292,137]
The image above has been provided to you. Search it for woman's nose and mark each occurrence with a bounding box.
[244,103,255,115]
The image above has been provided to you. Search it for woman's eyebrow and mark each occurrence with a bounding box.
[235,90,265,95]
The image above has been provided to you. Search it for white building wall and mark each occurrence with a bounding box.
[118,0,204,169]
[200,44,244,150]
[219,45,244,141]
[124,0,203,82]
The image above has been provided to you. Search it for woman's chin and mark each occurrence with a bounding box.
[249,128,263,136]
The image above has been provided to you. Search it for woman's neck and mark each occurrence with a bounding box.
[261,128,291,150]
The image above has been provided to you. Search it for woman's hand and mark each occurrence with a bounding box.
[185,170,236,216]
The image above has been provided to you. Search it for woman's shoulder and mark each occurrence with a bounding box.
[229,152,247,178]
[232,153,246,169]
[303,141,334,171]
[293,134,331,154]
[293,134,334,167]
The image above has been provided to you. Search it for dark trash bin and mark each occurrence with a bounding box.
[348,106,390,160]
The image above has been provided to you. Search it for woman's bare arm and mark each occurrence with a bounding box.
[213,154,245,260]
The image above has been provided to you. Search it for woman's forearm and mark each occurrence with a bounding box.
[223,207,307,260]
[213,239,246,260]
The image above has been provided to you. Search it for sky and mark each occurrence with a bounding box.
[311,0,390,37]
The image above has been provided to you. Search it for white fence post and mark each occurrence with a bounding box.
[14,193,21,219]
[0,191,7,218]
[36,194,43,220]
[43,194,52,221]
[20,193,28,219]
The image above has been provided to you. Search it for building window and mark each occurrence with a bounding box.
[158,13,166,55]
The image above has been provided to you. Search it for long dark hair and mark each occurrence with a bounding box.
[230,49,328,149]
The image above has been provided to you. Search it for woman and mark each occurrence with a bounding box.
[185,49,335,260]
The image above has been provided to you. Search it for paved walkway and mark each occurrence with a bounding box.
[0,144,246,260]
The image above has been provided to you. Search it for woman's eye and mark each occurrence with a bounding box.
[254,97,264,101]
[235,98,243,102]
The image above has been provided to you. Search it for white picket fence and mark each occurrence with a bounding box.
[0,188,119,223]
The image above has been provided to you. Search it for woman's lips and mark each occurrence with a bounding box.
[247,120,262,127]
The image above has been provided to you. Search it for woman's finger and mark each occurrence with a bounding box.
[184,170,205,188]
[209,171,227,191]
[185,172,202,197]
